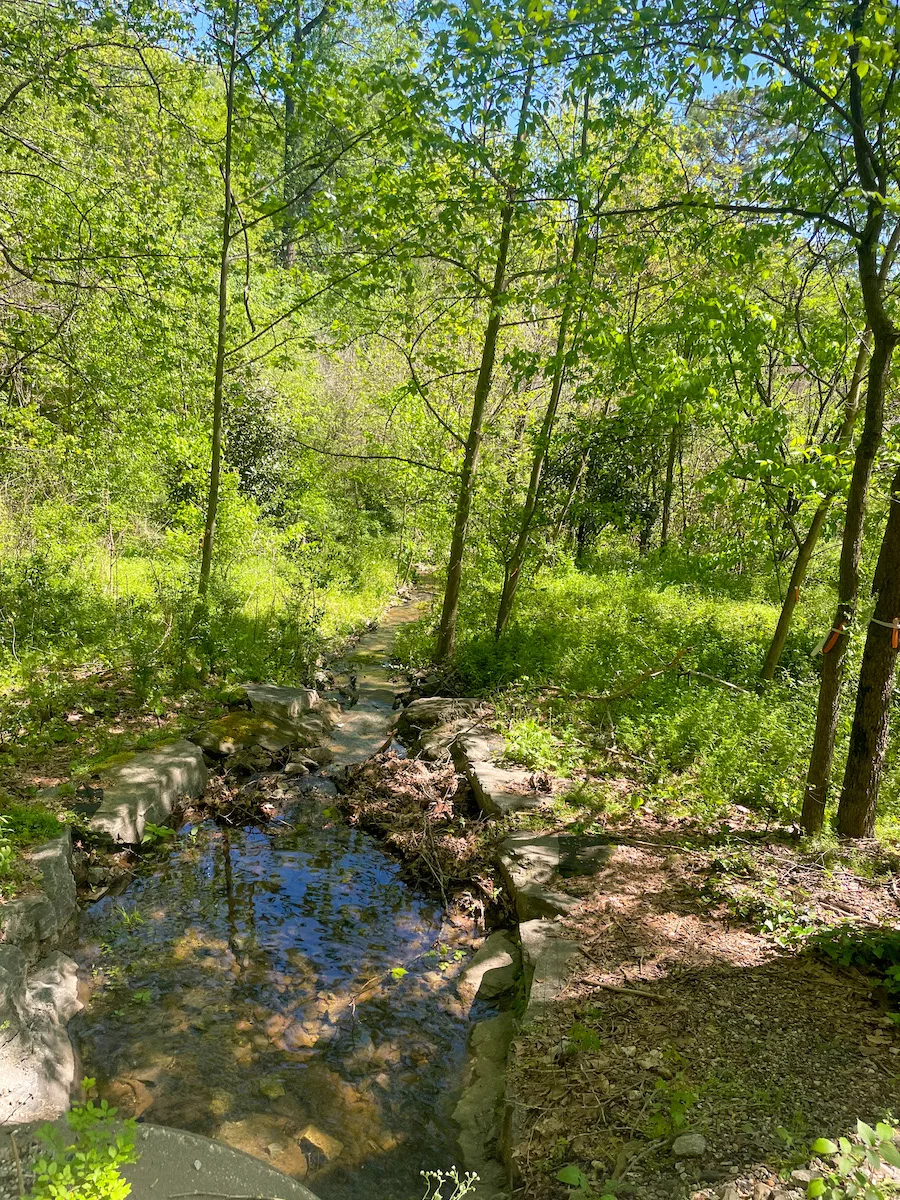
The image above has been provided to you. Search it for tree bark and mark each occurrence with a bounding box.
[801,11,898,833]
[198,0,239,601]
[836,463,900,837]
[494,89,591,640]
[281,0,302,267]
[761,335,870,680]
[434,62,534,662]
[801,329,894,831]
[660,417,679,552]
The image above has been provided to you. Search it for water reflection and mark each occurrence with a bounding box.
[72,787,471,1200]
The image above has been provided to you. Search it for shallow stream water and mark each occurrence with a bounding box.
[71,595,474,1200]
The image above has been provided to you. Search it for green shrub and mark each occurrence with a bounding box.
[29,1092,138,1200]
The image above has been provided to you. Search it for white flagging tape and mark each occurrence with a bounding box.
[870,617,900,648]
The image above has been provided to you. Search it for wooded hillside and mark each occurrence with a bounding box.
[3,0,900,840]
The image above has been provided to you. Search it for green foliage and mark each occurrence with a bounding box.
[29,1090,138,1200]
[406,548,854,826]
[0,801,63,899]
[645,1078,699,1138]
[810,927,900,997]
[806,1120,900,1200]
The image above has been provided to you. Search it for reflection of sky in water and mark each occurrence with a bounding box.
[72,793,470,1200]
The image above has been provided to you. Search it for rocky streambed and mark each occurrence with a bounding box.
[0,590,586,1200]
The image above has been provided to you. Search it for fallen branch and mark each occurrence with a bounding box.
[593,981,662,1000]
[529,647,693,704]
[679,669,751,695]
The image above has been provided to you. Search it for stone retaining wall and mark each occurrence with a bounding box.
[401,697,588,1200]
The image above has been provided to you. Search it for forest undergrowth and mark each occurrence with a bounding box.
[397,544,900,843]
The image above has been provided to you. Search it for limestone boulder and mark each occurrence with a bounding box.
[398,696,488,735]
[465,761,547,819]
[459,930,520,1005]
[240,683,320,723]
[0,893,59,966]
[0,832,78,965]
[30,832,77,934]
[193,711,308,756]
[519,917,581,1025]
[90,738,207,845]
[0,944,80,1123]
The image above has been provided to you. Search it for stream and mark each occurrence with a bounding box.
[70,594,475,1200]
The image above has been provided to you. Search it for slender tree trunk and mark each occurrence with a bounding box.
[434,62,534,662]
[801,329,894,831]
[281,0,301,267]
[762,335,870,680]
[493,91,590,640]
[801,18,900,832]
[836,463,900,836]
[198,0,239,600]
[660,418,679,552]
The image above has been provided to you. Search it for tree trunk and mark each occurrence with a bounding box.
[660,418,678,552]
[494,89,591,640]
[434,62,534,662]
[801,12,900,831]
[836,462,900,837]
[801,328,893,831]
[281,0,301,267]
[761,335,870,680]
[198,0,239,601]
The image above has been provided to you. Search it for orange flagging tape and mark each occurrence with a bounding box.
[823,624,845,654]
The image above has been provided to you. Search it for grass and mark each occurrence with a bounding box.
[0,798,64,899]
[0,533,399,894]
[396,541,900,836]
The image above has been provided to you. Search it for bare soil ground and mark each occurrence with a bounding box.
[509,830,900,1200]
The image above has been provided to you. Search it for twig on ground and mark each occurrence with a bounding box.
[592,981,662,1000]
[10,1131,24,1198]
[679,669,752,694]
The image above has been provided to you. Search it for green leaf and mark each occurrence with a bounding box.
[812,1139,839,1155]
[390,966,407,979]
[857,1120,878,1147]
[807,1180,826,1198]
[557,1165,590,1189]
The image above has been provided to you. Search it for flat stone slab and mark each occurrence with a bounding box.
[30,831,77,932]
[90,739,207,845]
[0,945,81,1122]
[499,833,611,920]
[122,1124,321,1198]
[0,832,77,966]
[0,892,59,965]
[241,683,319,723]
[467,761,548,819]
[398,696,488,735]
[499,833,577,920]
[519,917,581,1025]
[459,930,520,1006]
[193,711,321,756]
[454,1010,516,1200]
